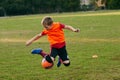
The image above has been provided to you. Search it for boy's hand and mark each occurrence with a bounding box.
[73,28,80,32]
[25,33,42,46]
[26,40,32,46]
[64,25,80,32]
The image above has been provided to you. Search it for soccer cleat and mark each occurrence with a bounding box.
[57,57,61,67]
[31,48,42,54]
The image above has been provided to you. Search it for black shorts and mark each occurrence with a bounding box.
[50,46,69,61]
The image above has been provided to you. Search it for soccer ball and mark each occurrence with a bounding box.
[41,58,53,69]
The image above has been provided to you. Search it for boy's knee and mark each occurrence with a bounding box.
[63,60,70,67]
[45,55,53,63]
[45,55,54,63]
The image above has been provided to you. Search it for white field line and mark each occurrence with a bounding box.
[0,38,120,43]
[2,11,120,20]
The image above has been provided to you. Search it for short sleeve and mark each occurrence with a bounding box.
[60,23,65,28]
[41,30,47,36]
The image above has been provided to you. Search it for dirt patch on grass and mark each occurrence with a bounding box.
[0,38,27,43]
[0,38,120,43]
[78,38,120,42]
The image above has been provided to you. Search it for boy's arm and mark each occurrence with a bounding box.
[64,25,80,32]
[26,33,43,46]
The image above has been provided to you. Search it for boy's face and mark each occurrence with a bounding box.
[44,25,52,30]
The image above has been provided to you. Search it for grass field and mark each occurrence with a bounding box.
[0,10,120,80]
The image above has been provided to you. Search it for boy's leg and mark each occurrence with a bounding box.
[31,48,47,57]
[50,47,58,61]
[42,47,58,64]
[57,56,62,67]
[58,46,70,67]
[62,59,70,66]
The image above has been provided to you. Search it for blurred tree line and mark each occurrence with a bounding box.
[106,0,120,9]
[0,0,80,16]
[0,0,120,16]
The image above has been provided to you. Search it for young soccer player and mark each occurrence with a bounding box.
[26,16,80,67]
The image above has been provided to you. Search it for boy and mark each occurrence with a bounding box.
[26,16,79,67]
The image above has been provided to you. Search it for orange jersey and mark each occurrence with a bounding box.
[41,22,65,48]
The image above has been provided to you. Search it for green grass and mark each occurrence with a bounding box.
[0,10,120,80]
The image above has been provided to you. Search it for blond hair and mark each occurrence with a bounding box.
[41,16,53,26]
